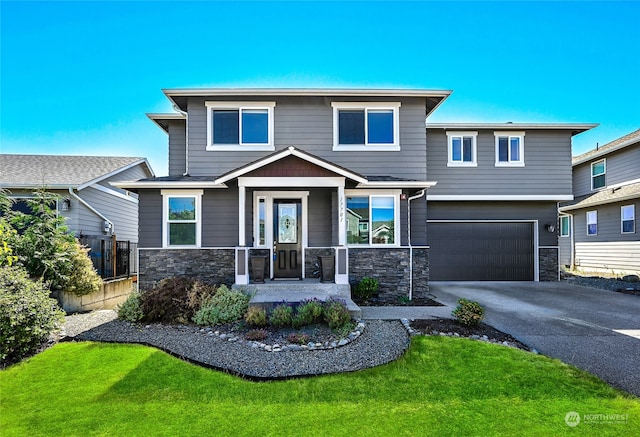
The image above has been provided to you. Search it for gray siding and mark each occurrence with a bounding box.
[559,222,572,267]
[573,145,640,197]
[76,186,139,241]
[426,129,573,196]
[308,188,332,247]
[571,199,640,244]
[427,201,559,247]
[184,96,428,180]
[138,190,162,248]
[202,188,238,247]
[168,120,187,176]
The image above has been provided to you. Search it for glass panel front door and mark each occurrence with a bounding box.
[273,200,302,279]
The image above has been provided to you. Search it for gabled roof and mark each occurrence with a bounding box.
[426,122,597,136]
[572,128,640,166]
[559,181,640,212]
[0,155,154,189]
[162,87,452,117]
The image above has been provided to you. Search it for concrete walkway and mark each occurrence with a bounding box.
[367,282,640,397]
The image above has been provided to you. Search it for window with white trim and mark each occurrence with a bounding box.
[206,101,275,151]
[560,215,570,237]
[162,190,202,247]
[494,132,525,166]
[332,102,400,151]
[586,210,597,236]
[345,192,399,246]
[591,159,606,190]
[622,205,635,234]
[446,131,477,166]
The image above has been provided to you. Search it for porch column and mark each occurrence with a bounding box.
[238,185,246,246]
[338,185,346,246]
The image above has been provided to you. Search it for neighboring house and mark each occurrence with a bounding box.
[0,155,154,274]
[559,129,640,275]
[114,88,595,301]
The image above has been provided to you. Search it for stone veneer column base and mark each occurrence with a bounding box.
[138,249,236,291]
[539,247,559,281]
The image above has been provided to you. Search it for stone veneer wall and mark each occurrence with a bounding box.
[305,248,336,279]
[138,249,235,291]
[539,247,559,281]
[349,247,429,304]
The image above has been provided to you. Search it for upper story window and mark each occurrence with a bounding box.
[622,205,635,234]
[494,132,525,166]
[332,102,400,151]
[162,189,202,248]
[591,159,606,190]
[206,101,275,151]
[446,131,477,167]
[345,191,399,246]
[586,210,597,236]
[560,215,570,237]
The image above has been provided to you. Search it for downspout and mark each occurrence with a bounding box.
[68,187,114,235]
[407,189,426,301]
[172,104,189,176]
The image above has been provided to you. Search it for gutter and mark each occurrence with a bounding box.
[68,187,114,235]
[407,189,427,301]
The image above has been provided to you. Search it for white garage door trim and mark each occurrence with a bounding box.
[427,220,540,281]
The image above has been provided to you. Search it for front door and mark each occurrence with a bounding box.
[273,199,302,279]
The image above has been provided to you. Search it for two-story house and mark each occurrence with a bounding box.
[559,129,640,275]
[115,88,595,302]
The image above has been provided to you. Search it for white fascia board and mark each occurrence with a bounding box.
[110,180,227,189]
[88,183,138,204]
[78,159,155,190]
[427,123,598,133]
[426,194,574,201]
[238,177,345,188]
[357,181,437,189]
[164,88,452,98]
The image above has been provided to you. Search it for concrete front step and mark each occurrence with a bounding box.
[234,280,361,319]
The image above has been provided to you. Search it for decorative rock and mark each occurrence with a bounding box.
[338,339,348,346]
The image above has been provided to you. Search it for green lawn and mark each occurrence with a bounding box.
[1,336,638,436]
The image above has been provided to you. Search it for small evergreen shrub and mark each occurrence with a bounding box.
[269,303,294,328]
[244,306,267,327]
[452,298,485,326]
[141,277,217,324]
[354,277,379,300]
[245,328,268,341]
[193,285,250,326]
[292,298,324,328]
[117,290,143,322]
[287,332,310,345]
[322,298,352,331]
[0,266,65,364]
[64,241,102,296]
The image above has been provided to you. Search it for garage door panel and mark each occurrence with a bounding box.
[429,222,534,281]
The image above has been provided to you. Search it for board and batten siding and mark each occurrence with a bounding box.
[184,96,428,180]
[426,129,573,197]
[427,201,560,247]
[168,120,187,176]
[573,145,640,197]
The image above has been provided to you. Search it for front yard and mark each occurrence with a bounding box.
[2,336,638,436]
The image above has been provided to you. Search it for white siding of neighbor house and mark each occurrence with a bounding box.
[574,241,640,274]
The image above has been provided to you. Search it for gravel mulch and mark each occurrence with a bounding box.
[63,312,410,380]
[561,272,640,296]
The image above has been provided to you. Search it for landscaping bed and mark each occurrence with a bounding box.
[562,271,640,296]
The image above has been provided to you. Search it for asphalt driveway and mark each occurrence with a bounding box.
[429,281,640,397]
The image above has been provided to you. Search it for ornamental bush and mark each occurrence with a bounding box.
[244,305,267,327]
[354,277,379,300]
[0,266,65,364]
[193,285,250,326]
[117,290,143,322]
[322,298,352,331]
[268,303,294,328]
[292,298,324,328]
[141,277,217,324]
[452,298,485,326]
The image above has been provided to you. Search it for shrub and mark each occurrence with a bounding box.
[117,290,143,322]
[452,298,485,326]
[0,266,65,364]
[193,285,250,326]
[269,303,294,328]
[292,298,324,328]
[245,328,268,341]
[141,277,217,324]
[244,306,267,327]
[322,298,352,331]
[64,241,102,296]
[354,277,378,300]
[287,332,310,345]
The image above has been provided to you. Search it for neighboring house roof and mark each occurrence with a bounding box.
[559,181,640,212]
[572,128,640,166]
[163,87,452,117]
[426,122,597,136]
[0,155,154,189]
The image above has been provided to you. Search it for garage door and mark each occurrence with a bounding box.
[428,222,534,281]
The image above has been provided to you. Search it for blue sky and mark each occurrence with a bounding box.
[2,1,638,176]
